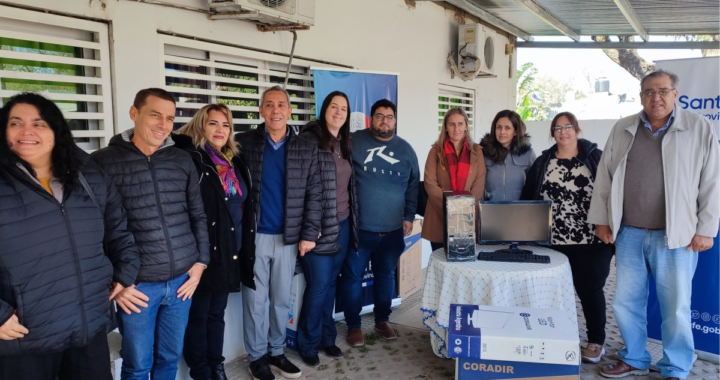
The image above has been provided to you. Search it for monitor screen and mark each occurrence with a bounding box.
[478,201,552,245]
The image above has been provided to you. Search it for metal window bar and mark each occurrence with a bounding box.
[438,84,475,138]
[161,35,320,133]
[0,6,114,151]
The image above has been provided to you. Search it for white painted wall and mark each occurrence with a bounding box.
[1,1,517,378]
[5,0,517,173]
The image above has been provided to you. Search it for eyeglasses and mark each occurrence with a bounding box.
[373,114,395,121]
[641,88,675,98]
[552,124,575,133]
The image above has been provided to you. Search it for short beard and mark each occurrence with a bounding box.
[370,125,394,139]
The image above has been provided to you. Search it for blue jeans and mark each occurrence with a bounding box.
[297,218,350,356]
[613,225,698,379]
[339,228,405,329]
[117,273,192,380]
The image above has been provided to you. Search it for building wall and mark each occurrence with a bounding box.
[1,0,516,377]
[4,0,517,170]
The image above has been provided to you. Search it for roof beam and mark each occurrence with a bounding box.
[513,0,580,41]
[612,0,649,41]
[415,0,534,41]
[516,40,720,49]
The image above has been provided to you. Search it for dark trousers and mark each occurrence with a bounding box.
[0,330,112,380]
[183,291,230,380]
[297,218,350,356]
[430,242,444,252]
[339,228,406,329]
[551,243,615,345]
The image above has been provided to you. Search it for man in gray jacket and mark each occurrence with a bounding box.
[588,70,720,380]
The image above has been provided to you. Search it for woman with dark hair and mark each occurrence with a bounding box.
[173,104,253,380]
[296,91,358,366]
[0,93,138,380]
[521,111,614,364]
[479,110,535,201]
[423,107,486,251]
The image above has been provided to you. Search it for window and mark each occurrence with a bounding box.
[0,6,114,151]
[161,35,321,133]
[438,84,475,138]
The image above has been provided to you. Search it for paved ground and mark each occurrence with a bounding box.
[226,258,720,380]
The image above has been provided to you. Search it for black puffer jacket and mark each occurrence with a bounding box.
[299,122,359,254]
[91,130,209,282]
[173,134,256,291]
[0,149,139,356]
[234,124,321,246]
[520,138,602,200]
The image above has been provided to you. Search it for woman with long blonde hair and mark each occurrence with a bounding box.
[174,104,254,380]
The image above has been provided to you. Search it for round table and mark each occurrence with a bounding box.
[420,245,578,358]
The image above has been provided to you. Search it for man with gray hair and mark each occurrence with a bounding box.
[589,70,719,380]
[235,86,321,380]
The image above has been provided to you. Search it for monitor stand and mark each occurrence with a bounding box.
[494,243,533,255]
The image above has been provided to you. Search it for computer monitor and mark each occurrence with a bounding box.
[477,200,552,254]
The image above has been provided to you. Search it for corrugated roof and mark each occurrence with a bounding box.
[429,0,719,41]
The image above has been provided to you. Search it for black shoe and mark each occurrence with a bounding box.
[300,353,320,366]
[248,356,275,380]
[268,354,302,379]
[211,363,228,380]
[323,345,343,358]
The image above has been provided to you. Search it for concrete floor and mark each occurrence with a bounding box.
[225,259,720,380]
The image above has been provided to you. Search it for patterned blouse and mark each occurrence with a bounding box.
[540,157,601,245]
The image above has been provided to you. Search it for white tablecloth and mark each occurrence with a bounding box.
[420,246,578,358]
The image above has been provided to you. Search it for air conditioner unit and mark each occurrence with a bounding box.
[457,24,496,76]
[208,0,315,27]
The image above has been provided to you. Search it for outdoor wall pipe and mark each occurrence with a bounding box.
[283,31,298,90]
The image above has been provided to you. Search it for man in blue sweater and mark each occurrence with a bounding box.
[235,86,322,380]
[340,99,420,347]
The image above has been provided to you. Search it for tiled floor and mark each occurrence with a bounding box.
[226,258,720,380]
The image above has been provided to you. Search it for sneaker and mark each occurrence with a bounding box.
[268,354,302,379]
[248,356,275,380]
[581,343,605,363]
[323,345,343,358]
[600,360,649,378]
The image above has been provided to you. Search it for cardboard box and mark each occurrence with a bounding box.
[396,218,423,299]
[448,304,579,366]
[285,272,306,351]
[455,358,579,380]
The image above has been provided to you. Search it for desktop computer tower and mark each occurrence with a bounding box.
[443,191,476,262]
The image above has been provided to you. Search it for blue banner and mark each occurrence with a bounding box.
[312,69,398,132]
[647,235,720,355]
